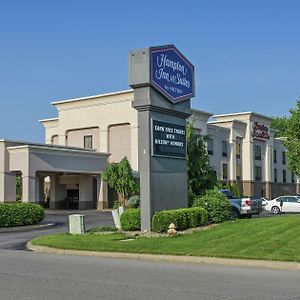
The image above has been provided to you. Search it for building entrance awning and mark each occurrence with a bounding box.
[7,144,109,175]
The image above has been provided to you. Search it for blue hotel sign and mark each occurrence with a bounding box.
[150,45,195,103]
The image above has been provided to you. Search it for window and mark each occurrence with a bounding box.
[274,168,277,183]
[222,163,228,180]
[254,145,262,161]
[291,171,295,183]
[222,141,228,157]
[255,166,262,181]
[84,135,93,149]
[283,169,286,183]
[273,150,277,164]
[207,138,213,155]
[236,164,241,180]
[236,143,241,159]
[282,151,286,165]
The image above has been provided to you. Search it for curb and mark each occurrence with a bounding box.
[26,241,300,271]
[0,223,55,233]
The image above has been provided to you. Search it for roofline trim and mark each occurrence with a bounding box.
[51,89,133,105]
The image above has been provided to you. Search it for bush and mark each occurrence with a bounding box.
[127,195,140,208]
[193,189,231,223]
[120,208,141,231]
[151,207,208,233]
[0,203,44,227]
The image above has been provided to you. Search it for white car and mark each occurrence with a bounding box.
[265,195,300,214]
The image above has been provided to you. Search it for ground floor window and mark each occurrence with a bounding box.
[283,169,287,183]
[255,166,262,181]
[222,163,228,180]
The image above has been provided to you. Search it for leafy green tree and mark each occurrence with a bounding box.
[16,175,22,201]
[187,122,218,198]
[271,116,288,138]
[102,157,139,206]
[284,99,300,175]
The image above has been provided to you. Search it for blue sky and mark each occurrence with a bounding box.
[0,1,299,142]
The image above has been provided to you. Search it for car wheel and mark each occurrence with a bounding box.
[271,206,280,214]
[231,209,240,220]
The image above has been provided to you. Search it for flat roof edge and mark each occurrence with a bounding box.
[51,89,134,106]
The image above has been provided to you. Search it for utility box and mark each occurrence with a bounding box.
[69,214,85,235]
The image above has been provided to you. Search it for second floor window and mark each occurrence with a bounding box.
[84,135,93,149]
[254,145,262,161]
[222,141,228,157]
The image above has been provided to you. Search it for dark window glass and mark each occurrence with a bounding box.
[222,163,228,180]
[255,166,262,181]
[282,151,286,165]
[274,168,277,183]
[283,169,286,183]
[208,138,213,155]
[84,135,93,149]
[291,171,295,183]
[236,164,241,180]
[273,150,277,164]
[222,141,228,157]
[236,143,241,159]
[254,145,262,161]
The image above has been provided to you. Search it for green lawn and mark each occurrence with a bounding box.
[32,215,300,262]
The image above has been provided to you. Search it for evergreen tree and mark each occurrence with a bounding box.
[187,122,218,197]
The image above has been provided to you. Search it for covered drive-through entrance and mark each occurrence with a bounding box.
[0,140,109,209]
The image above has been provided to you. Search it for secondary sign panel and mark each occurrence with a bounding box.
[152,119,186,158]
[150,45,195,103]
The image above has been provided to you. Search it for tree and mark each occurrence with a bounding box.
[271,116,289,138]
[102,157,139,206]
[16,175,22,201]
[187,122,218,197]
[283,99,300,175]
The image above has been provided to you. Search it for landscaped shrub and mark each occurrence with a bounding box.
[193,189,231,223]
[151,207,208,233]
[0,203,44,227]
[120,208,141,231]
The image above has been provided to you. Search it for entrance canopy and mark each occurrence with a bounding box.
[7,143,109,176]
[0,140,109,208]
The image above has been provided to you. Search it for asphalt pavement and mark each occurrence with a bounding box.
[0,250,300,300]
[0,209,114,250]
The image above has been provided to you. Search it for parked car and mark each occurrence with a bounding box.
[265,195,300,214]
[219,189,263,219]
[262,197,268,208]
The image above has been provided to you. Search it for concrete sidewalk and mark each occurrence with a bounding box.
[26,241,300,271]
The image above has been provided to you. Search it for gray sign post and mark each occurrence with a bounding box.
[129,45,195,231]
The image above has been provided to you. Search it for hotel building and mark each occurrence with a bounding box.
[0,90,298,209]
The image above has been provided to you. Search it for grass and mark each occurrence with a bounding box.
[32,215,300,262]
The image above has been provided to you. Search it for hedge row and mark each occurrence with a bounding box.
[120,208,141,231]
[0,203,44,227]
[151,207,208,233]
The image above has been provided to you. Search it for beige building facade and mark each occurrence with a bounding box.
[0,89,298,209]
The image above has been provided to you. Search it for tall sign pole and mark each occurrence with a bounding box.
[129,45,195,231]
